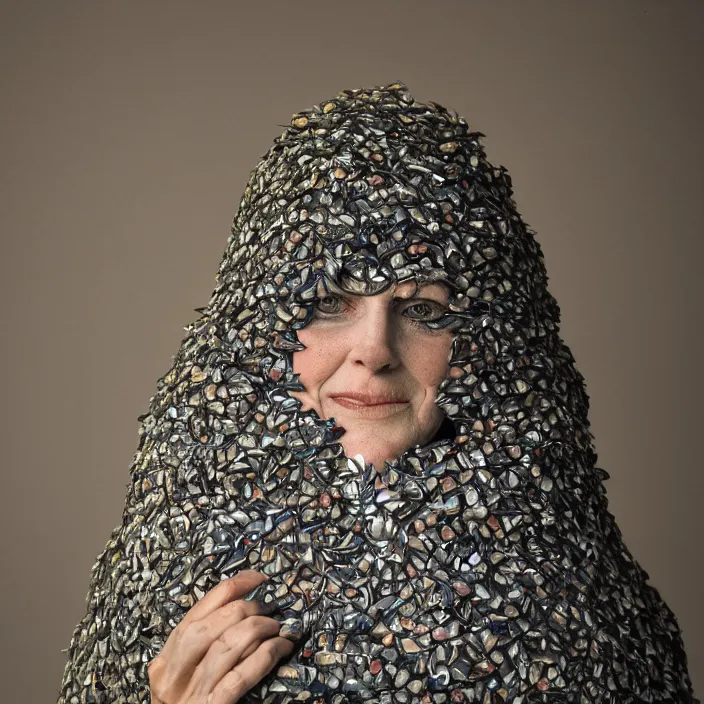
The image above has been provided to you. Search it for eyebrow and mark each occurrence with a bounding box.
[327,279,449,300]
[393,284,449,299]
[393,292,444,300]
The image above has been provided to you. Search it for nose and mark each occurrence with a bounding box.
[348,301,400,372]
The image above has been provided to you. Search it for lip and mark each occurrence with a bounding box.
[330,392,409,406]
[330,393,410,420]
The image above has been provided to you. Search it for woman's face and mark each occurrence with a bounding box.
[290,280,455,468]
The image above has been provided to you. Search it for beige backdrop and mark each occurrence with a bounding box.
[1,1,701,701]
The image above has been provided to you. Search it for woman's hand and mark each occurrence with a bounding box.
[148,571,295,704]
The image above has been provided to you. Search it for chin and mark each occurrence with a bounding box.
[341,440,405,468]
[346,453,392,468]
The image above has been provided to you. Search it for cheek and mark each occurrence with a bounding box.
[291,329,335,394]
[292,348,320,391]
[412,335,454,388]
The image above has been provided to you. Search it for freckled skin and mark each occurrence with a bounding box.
[290,281,453,468]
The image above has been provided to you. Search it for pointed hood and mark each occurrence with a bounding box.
[58,82,696,704]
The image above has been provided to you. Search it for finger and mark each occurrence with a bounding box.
[237,639,259,663]
[159,597,264,673]
[191,616,282,693]
[179,571,268,630]
[209,637,296,704]
[158,572,266,667]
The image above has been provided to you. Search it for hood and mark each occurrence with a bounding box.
[58,82,696,704]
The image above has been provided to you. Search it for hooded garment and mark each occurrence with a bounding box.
[58,82,697,704]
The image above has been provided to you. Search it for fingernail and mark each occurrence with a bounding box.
[243,583,266,603]
[258,593,297,616]
[279,617,303,641]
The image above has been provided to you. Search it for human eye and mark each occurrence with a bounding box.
[400,299,447,323]
[314,293,347,317]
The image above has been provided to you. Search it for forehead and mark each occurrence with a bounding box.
[393,280,449,299]
[332,274,450,300]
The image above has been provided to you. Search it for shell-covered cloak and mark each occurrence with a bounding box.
[58,82,697,704]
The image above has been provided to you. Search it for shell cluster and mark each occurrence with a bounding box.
[58,83,697,703]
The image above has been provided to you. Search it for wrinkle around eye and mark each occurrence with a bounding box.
[396,298,450,322]
[313,293,352,317]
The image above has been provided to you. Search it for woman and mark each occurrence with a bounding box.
[58,82,697,703]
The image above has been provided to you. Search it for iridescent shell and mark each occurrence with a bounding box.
[58,82,696,704]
